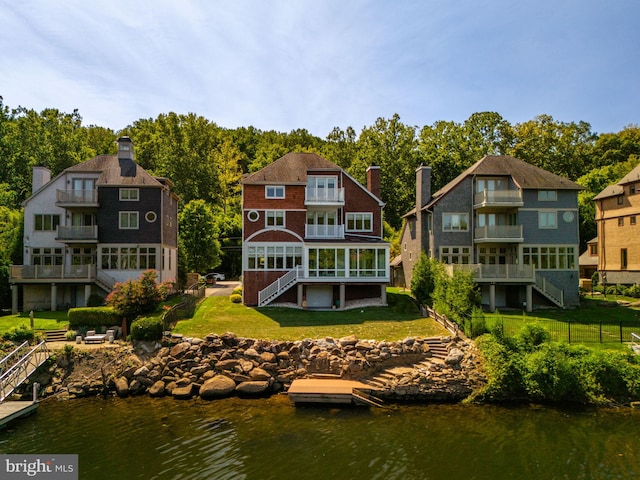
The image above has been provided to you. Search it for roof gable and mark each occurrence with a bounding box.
[242,152,339,184]
[65,155,162,186]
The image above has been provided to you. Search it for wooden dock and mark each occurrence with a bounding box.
[288,378,384,407]
[0,401,39,428]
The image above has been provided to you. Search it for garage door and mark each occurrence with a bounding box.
[306,286,333,308]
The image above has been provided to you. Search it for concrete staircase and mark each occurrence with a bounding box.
[44,330,68,342]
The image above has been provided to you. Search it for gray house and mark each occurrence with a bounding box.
[400,155,583,311]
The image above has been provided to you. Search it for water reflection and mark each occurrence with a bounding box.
[0,396,638,480]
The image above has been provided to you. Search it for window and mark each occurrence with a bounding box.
[617,196,624,205]
[307,176,340,201]
[443,213,469,232]
[538,211,557,229]
[346,213,373,232]
[476,177,507,192]
[266,210,285,227]
[120,188,139,201]
[119,212,139,229]
[71,247,95,266]
[100,246,156,270]
[618,217,624,227]
[621,248,628,269]
[523,246,575,270]
[265,185,285,199]
[34,214,60,231]
[31,247,63,266]
[538,190,557,201]
[632,216,637,226]
[348,248,387,278]
[247,210,259,222]
[589,244,597,255]
[246,245,302,270]
[440,246,471,264]
[631,185,636,195]
[145,211,157,223]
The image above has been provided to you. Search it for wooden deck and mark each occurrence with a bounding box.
[0,401,38,428]
[288,378,383,407]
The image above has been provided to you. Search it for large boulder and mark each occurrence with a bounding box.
[148,380,166,397]
[199,375,236,400]
[235,381,270,396]
[172,383,194,400]
[114,376,129,398]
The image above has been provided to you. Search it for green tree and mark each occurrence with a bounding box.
[410,254,444,306]
[178,200,221,274]
[105,270,173,321]
[433,267,481,327]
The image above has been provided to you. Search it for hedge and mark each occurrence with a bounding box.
[130,317,163,341]
[68,307,120,329]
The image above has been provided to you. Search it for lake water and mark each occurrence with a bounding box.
[0,396,638,480]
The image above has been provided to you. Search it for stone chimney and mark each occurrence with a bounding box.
[117,136,136,177]
[32,166,52,194]
[366,165,381,199]
[416,165,432,210]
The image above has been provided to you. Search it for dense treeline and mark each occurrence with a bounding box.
[1,96,639,306]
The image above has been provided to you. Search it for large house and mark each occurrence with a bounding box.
[400,156,583,311]
[593,163,640,284]
[241,153,390,308]
[10,137,178,313]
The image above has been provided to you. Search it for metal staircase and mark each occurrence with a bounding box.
[533,274,564,308]
[0,341,50,402]
[258,265,303,307]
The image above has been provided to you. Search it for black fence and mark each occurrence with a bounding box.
[480,315,640,344]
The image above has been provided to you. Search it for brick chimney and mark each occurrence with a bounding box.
[366,165,381,199]
[32,166,52,193]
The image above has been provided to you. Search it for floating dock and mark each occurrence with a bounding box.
[288,378,384,407]
[0,401,39,428]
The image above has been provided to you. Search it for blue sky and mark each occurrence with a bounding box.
[1,0,638,136]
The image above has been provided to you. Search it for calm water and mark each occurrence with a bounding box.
[0,396,638,480]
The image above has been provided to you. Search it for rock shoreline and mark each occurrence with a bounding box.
[27,332,486,403]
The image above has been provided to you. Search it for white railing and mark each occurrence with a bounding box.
[631,333,640,354]
[446,264,535,282]
[10,264,96,280]
[0,341,50,402]
[258,265,303,306]
[474,189,523,207]
[96,270,117,290]
[57,225,98,240]
[474,225,523,241]
[305,187,345,203]
[535,274,564,307]
[56,189,98,204]
[305,224,345,239]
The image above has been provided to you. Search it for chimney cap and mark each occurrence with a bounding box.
[117,136,133,144]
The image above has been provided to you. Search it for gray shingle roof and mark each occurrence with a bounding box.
[431,155,583,202]
[65,155,163,187]
[593,163,640,200]
[242,152,340,184]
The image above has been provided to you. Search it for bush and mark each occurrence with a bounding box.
[517,323,551,352]
[65,330,78,341]
[232,286,242,295]
[86,294,105,307]
[130,317,163,341]
[68,307,120,329]
[2,325,35,343]
[229,293,242,303]
[106,270,174,321]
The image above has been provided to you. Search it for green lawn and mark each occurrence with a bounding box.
[483,295,640,348]
[172,289,449,341]
[0,310,70,334]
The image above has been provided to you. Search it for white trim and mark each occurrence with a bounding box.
[119,211,139,229]
[538,210,557,229]
[345,212,373,232]
[119,188,140,201]
[145,211,157,223]
[265,185,285,199]
[247,210,259,222]
[265,210,285,228]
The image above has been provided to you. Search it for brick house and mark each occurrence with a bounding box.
[10,137,179,312]
[399,155,583,311]
[594,163,640,284]
[241,152,390,308]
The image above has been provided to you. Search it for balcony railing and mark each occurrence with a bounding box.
[56,189,98,206]
[445,263,535,283]
[474,225,523,242]
[474,190,523,209]
[305,224,345,239]
[56,225,98,241]
[10,264,96,281]
[305,187,345,205]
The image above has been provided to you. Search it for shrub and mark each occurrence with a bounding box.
[232,286,242,295]
[130,317,163,341]
[86,294,105,307]
[106,270,174,320]
[68,307,120,329]
[517,323,551,352]
[65,330,77,341]
[229,293,242,303]
[2,325,35,343]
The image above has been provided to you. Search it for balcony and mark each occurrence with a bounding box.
[474,190,523,209]
[474,225,523,243]
[56,189,98,207]
[305,187,345,206]
[445,263,535,283]
[56,225,98,242]
[11,264,96,281]
[305,224,345,239]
